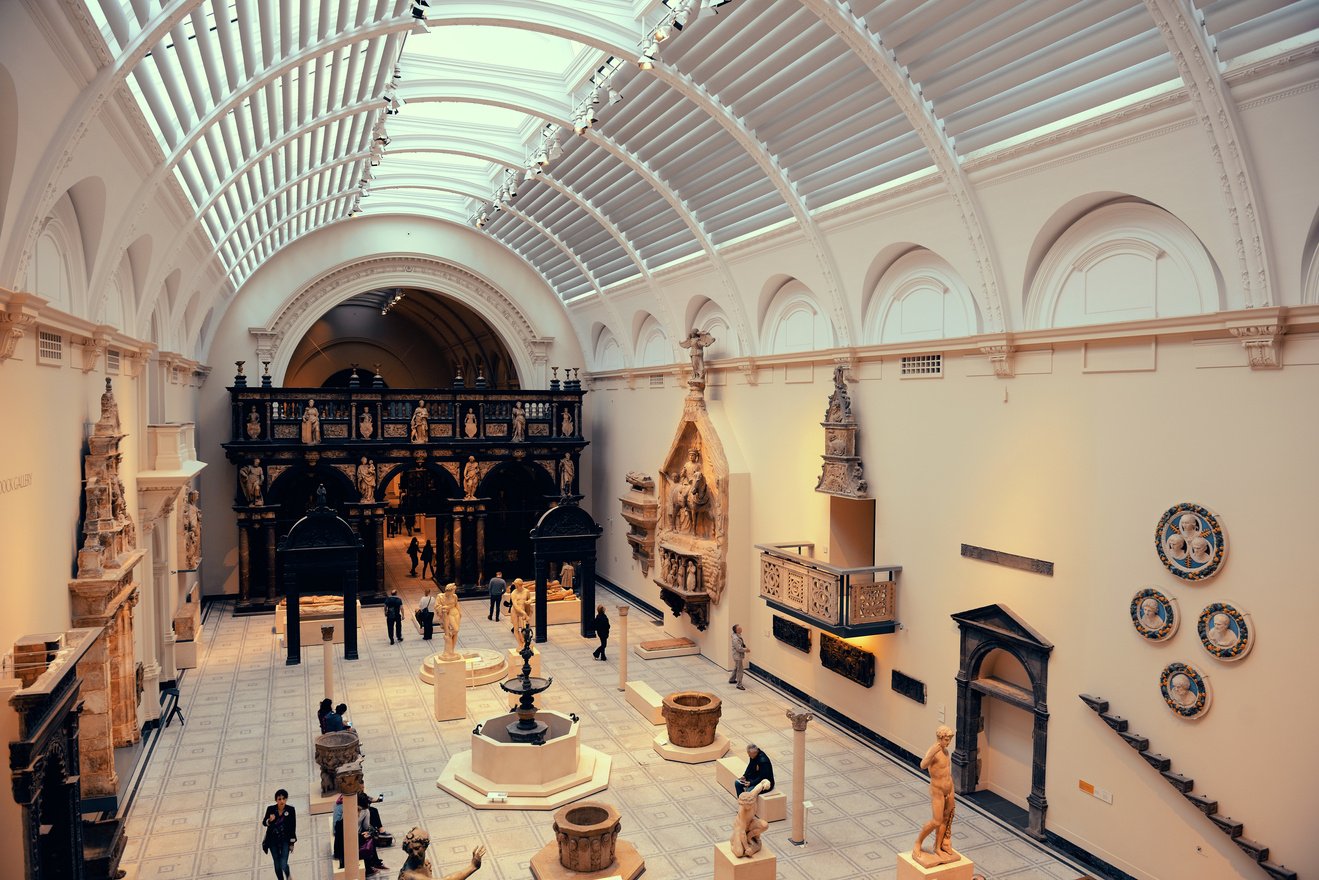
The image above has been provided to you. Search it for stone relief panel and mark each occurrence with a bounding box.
[1131,587,1179,642]
[1197,602,1252,661]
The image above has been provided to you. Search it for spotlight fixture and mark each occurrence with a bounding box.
[411,0,428,20]
[654,25,670,42]
[608,87,622,105]
[548,141,563,161]
[535,151,549,167]
[638,41,658,70]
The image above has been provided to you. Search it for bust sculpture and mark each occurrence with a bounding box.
[301,398,321,444]
[912,725,960,867]
[438,583,462,661]
[729,791,768,858]
[398,826,485,880]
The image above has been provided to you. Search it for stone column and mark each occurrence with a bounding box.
[452,514,463,584]
[786,708,814,845]
[475,510,486,587]
[336,760,365,880]
[264,517,278,603]
[75,636,117,797]
[617,606,629,691]
[438,514,451,581]
[322,625,336,701]
[237,519,251,604]
[110,594,141,747]
[374,512,386,597]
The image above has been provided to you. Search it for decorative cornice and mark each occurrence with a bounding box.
[979,337,1017,379]
[1225,308,1287,370]
[77,324,116,373]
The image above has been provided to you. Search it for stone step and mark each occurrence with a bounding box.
[1208,813,1242,838]
[1078,694,1108,713]
[1139,751,1170,772]
[1234,837,1268,861]
[1099,711,1128,732]
[1118,730,1149,751]
[1261,861,1298,880]
[1184,792,1218,815]
[1160,770,1193,792]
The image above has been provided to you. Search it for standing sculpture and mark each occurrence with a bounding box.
[509,580,533,649]
[510,401,526,442]
[464,408,479,438]
[245,406,262,439]
[301,398,321,444]
[560,407,575,437]
[679,328,715,385]
[398,827,485,880]
[438,583,462,661]
[410,400,429,443]
[359,409,374,439]
[240,458,265,506]
[912,725,961,867]
[558,453,575,499]
[729,791,768,858]
[356,457,377,503]
[181,489,202,569]
[667,447,711,536]
[462,456,480,499]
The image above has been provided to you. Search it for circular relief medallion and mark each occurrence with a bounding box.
[1130,588,1178,641]
[1197,602,1253,662]
[1160,662,1211,719]
[1155,503,1226,581]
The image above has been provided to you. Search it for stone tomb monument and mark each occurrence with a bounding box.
[529,801,645,880]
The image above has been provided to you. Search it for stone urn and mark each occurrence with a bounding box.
[662,691,722,748]
[553,801,621,872]
[314,730,362,794]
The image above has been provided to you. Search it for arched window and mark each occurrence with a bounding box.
[865,250,979,344]
[762,280,835,354]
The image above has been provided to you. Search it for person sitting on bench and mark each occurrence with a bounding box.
[735,743,774,797]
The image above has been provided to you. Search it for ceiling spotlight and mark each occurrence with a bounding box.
[523,168,535,182]
[548,141,563,160]
[654,25,670,42]
[608,88,622,105]
[638,41,658,70]
[535,151,549,167]
[393,65,402,80]
[573,114,588,135]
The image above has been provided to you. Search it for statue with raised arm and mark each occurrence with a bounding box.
[679,328,715,384]
[912,725,961,867]
[398,827,485,880]
[509,580,533,649]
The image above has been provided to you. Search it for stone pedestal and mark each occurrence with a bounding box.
[174,623,202,669]
[312,730,361,815]
[713,841,776,880]
[653,732,730,764]
[530,840,645,880]
[433,656,467,722]
[896,852,976,880]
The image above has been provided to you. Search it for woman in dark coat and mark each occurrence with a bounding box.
[406,537,420,576]
[261,789,297,880]
[317,698,333,734]
[592,605,611,660]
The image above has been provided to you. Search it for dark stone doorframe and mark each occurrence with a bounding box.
[529,501,602,643]
[278,487,362,665]
[950,604,1054,840]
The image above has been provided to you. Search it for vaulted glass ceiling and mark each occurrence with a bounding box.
[80,0,1319,302]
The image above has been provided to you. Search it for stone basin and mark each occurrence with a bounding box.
[662,691,722,748]
[553,801,621,872]
[314,730,361,794]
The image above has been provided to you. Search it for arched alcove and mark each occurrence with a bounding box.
[592,322,625,371]
[31,193,85,311]
[634,312,671,367]
[762,278,835,354]
[1025,201,1223,329]
[688,296,740,359]
[65,176,106,288]
[864,249,980,344]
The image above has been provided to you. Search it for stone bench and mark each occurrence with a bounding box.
[714,756,786,822]
[625,681,664,725]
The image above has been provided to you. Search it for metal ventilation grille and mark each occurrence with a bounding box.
[37,330,63,365]
[649,375,665,388]
[900,353,942,377]
[106,349,121,374]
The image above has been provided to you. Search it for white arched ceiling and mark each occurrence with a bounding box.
[12,0,1314,358]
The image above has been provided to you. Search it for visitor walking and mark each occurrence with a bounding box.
[417,587,435,640]
[261,789,297,880]
[420,540,434,580]
[487,571,506,620]
[406,537,419,576]
[729,623,749,689]
[592,605,611,661]
[384,589,403,644]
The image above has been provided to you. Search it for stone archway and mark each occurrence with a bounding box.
[950,604,1054,839]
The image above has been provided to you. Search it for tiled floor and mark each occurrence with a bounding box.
[122,540,1088,880]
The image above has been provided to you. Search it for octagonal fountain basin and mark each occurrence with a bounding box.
[313,730,361,794]
[554,801,621,872]
[662,691,722,748]
[470,710,579,785]
[419,648,507,686]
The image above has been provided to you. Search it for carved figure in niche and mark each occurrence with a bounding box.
[356,457,377,503]
[509,580,532,649]
[359,410,374,439]
[510,401,526,442]
[87,483,110,521]
[679,328,715,383]
[729,791,768,858]
[398,826,485,880]
[462,457,480,499]
[301,398,321,444]
[241,458,265,506]
[561,407,574,437]
[464,408,478,438]
[410,400,429,443]
[246,406,262,439]
[668,446,711,536]
[685,560,697,593]
[826,431,848,456]
[438,583,462,661]
[912,725,960,867]
[182,489,202,569]
[559,453,575,498]
[111,473,128,521]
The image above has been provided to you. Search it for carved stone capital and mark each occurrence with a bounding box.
[786,708,815,732]
[831,355,856,383]
[249,328,282,365]
[979,337,1016,378]
[335,760,365,795]
[78,325,116,373]
[124,343,155,378]
[616,605,629,617]
[1227,321,1284,370]
[0,291,46,363]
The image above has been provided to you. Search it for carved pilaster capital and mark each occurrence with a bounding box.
[979,336,1016,378]
[0,290,46,363]
[831,355,856,383]
[320,625,336,642]
[616,605,629,617]
[1227,318,1284,370]
[526,338,553,365]
[124,343,155,378]
[77,325,116,373]
[335,760,365,795]
[249,328,282,365]
[786,708,815,731]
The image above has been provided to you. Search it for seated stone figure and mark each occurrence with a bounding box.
[730,791,768,858]
[399,827,486,880]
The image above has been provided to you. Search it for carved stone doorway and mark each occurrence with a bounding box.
[950,604,1054,839]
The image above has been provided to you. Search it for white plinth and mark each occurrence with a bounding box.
[175,623,202,669]
[713,841,776,880]
[309,782,337,815]
[634,639,700,660]
[897,852,975,880]
[545,597,581,625]
[332,860,366,880]
[419,649,507,686]
[624,681,664,725]
[653,732,730,764]
[433,656,467,722]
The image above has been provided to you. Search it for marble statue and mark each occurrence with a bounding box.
[729,791,768,858]
[245,406,261,439]
[684,560,697,593]
[356,457,377,503]
[679,328,715,383]
[912,725,960,867]
[240,458,265,506]
[464,408,479,438]
[561,407,574,437]
[463,456,480,499]
[359,410,374,439]
[559,453,575,498]
[301,398,321,444]
[558,561,575,592]
[510,401,526,442]
[410,400,429,443]
[181,489,202,570]
[399,828,485,880]
[509,580,532,649]
[438,583,462,661]
[668,447,711,536]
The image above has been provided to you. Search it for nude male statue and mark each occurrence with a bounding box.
[912,725,961,867]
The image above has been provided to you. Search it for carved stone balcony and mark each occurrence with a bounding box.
[756,542,899,637]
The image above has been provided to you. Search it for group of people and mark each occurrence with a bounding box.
[406,536,435,579]
[308,699,394,875]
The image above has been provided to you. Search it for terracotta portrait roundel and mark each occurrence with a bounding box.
[1160,662,1211,719]
[1154,503,1226,581]
[1130,588,1178,642]
[1197,602,1252,662]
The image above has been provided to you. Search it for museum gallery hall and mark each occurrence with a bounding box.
[0,2,1316,880]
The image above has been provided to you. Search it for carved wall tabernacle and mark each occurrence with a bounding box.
[819,632,875,687]
[619,472,659,575]
[652,333,728,631]
[816,363,868,498]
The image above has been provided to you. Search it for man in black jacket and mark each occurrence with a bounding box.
[261,789,297,880]
[384,589,404,644]
[735,744,774,797]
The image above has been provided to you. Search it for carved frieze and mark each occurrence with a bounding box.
[772,616,811,653]
[820,632,875,688]
[891,670,926,704]
[816,364,868,498]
